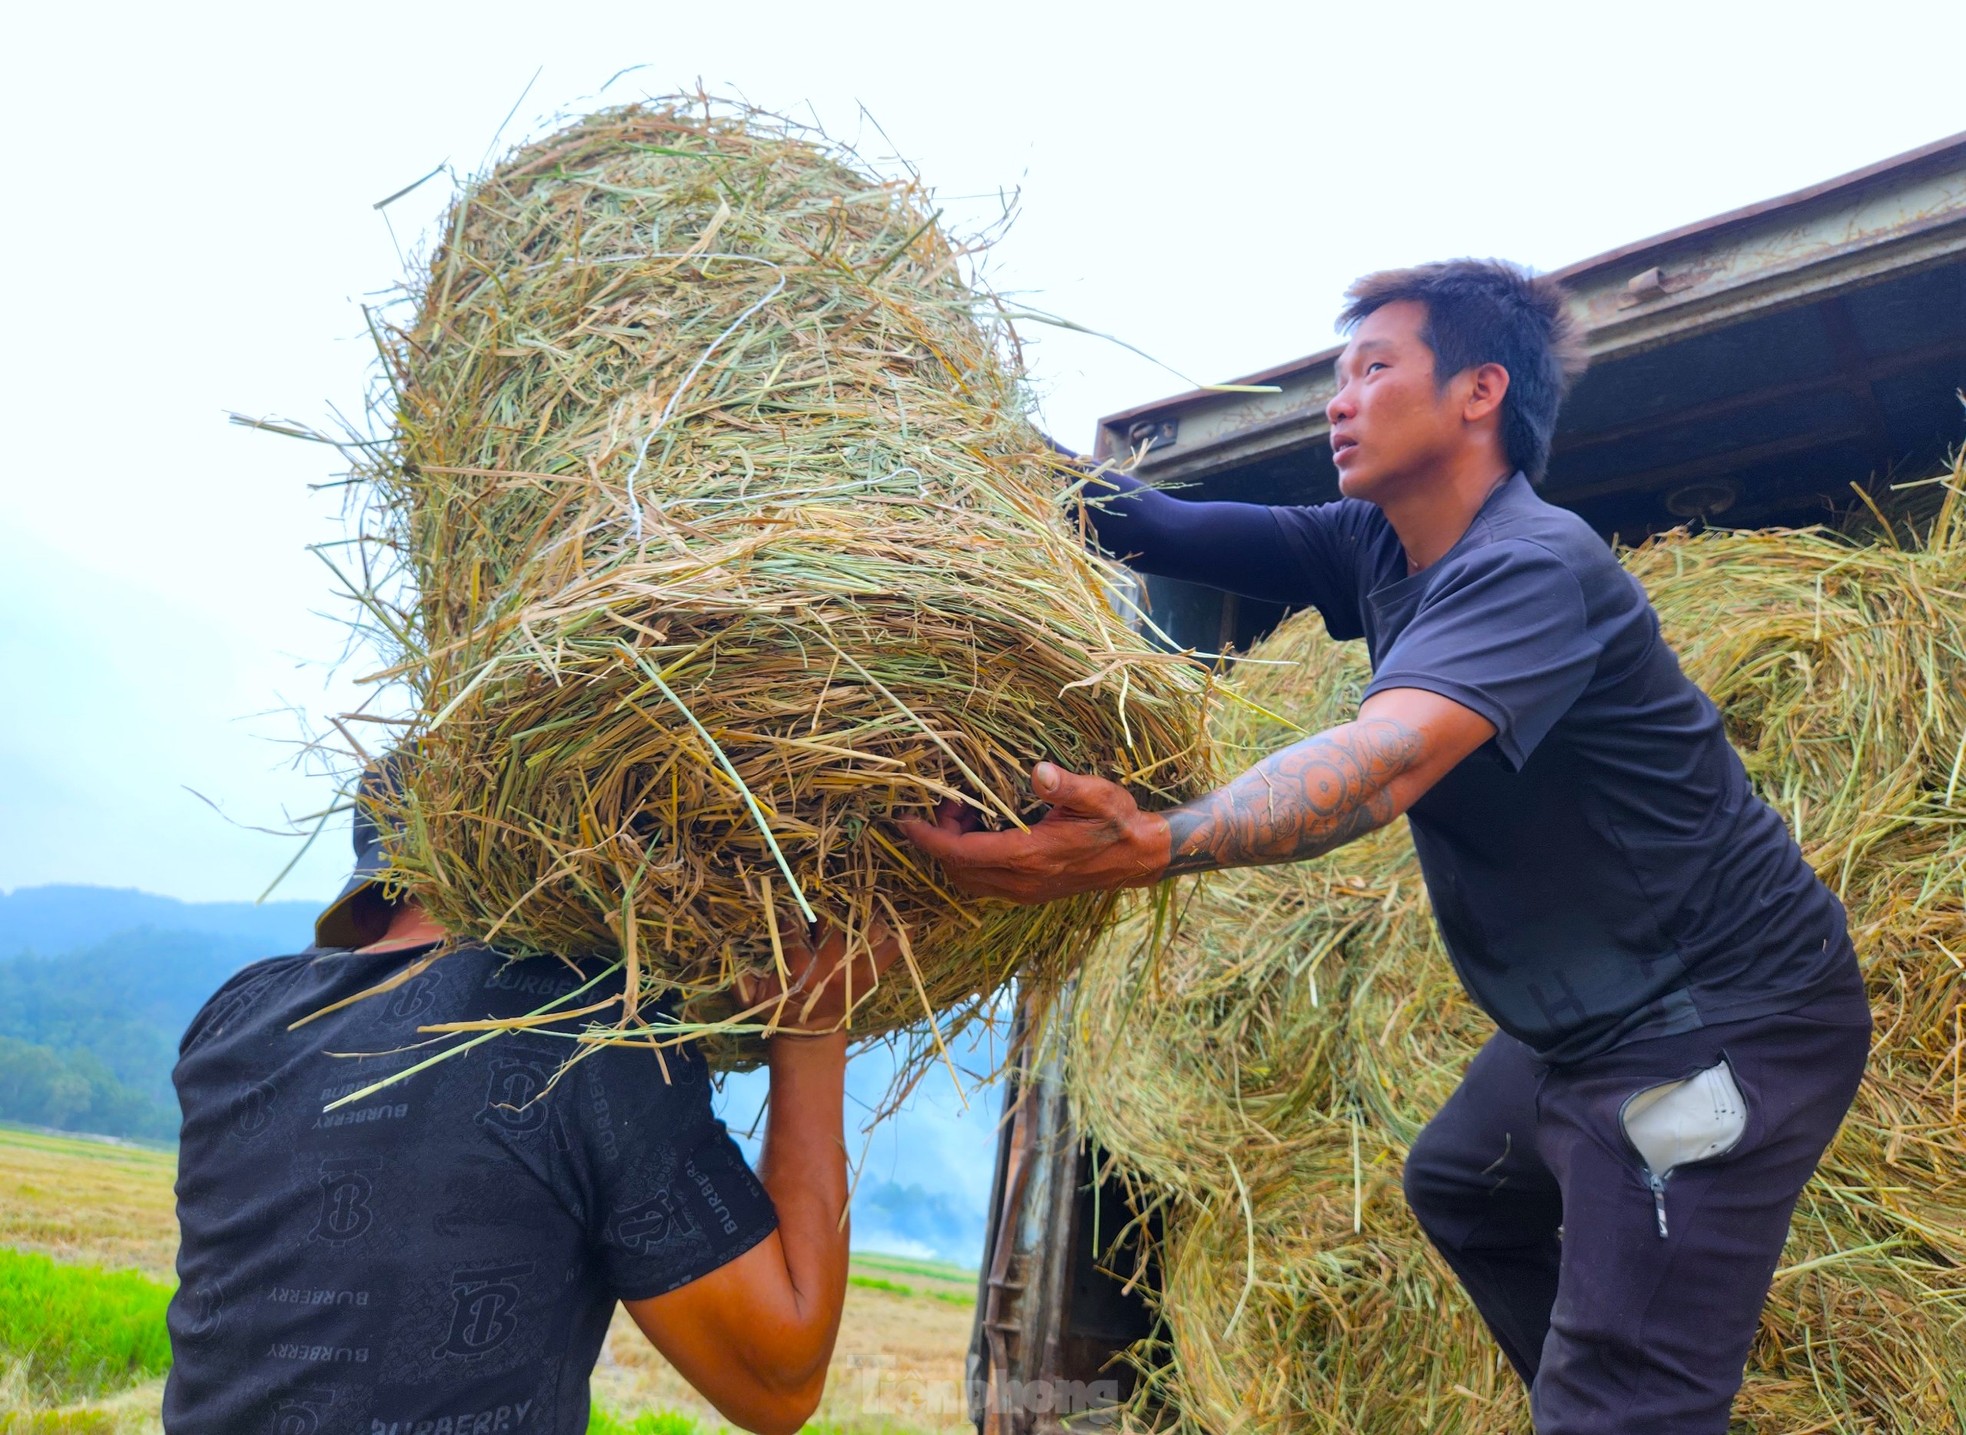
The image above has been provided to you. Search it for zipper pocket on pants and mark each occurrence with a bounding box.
[1618,1058,1748,1238]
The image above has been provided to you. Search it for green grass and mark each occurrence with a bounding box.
[0,1123,173,1159]
[848,1274,914,1296]
[847,1272,973,1308]
[848,1252,975,1308]
[0,1249,172,1403]
[0,1412,129,1433]
[589,1410,706,1435]
[850,1252,976,1285]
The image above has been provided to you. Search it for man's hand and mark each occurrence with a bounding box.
[896,762,1172,904]
[898,688,1495,905]
[734,917,904,1037]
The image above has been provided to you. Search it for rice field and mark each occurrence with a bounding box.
[0,1128,178,1282]
[0,1125,974,1434]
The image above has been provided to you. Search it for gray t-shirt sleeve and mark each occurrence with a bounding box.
[1362,539,1601,769]
[561,1045,780,1302]
[461,1007,781,1305]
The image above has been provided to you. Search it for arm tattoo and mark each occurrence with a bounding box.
[1161,716,1425,876]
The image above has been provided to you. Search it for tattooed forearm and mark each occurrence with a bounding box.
[1161,717,1425,876]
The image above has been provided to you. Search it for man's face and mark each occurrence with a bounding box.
[1327,299,1465,505]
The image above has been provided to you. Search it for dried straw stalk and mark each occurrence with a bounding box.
[1067,458,1966,1432]
[347,99,1214,1059]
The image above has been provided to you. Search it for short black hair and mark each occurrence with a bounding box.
[1339,259,1587,484]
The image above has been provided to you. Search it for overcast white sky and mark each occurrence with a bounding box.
[3,0,1962,904]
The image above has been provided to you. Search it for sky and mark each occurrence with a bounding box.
[2,0,1962,906]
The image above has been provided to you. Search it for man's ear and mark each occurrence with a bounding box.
[1462,361,1510,425]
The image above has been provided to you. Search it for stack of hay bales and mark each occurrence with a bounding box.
[350,100,1214,1054]
[1067,462,1966,1432]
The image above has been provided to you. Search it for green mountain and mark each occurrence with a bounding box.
[0,884,320,959]
[0,886,321,1141]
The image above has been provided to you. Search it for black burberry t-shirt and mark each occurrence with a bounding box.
[163,941,777,1435]
[1091,471,1860,1062]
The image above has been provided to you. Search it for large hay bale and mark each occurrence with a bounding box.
[351,100,1213,1052]
[1067,463,1966,1432]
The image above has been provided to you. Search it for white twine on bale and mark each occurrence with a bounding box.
[612,251,789,541]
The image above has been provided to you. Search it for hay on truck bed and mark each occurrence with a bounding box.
[341,98,1216,1067]
[1065,456,1966,1433]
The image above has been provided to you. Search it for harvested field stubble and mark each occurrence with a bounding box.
[343,100,1214,1060]
[1067,461,1966,1432]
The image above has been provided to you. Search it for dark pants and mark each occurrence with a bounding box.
[1402,985,1870,1434]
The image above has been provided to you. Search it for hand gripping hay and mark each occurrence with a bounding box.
[351,101,1214,1059]
[1067,459,1966,1434]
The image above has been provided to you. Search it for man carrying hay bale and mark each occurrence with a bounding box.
[162,99,1209,1434]
[905,261,1873,1434]
[165,771,897,1435]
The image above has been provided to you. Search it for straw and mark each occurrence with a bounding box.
[340,97,1219,1068]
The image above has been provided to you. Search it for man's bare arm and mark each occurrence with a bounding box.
[898,688,1495,903]
[623,924,899,1435]
[623,1038,846,1435]
[1161,715,1425,875]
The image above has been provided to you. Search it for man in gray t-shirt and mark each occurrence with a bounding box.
[169,774,898,1434]
[905,261,1869,1434]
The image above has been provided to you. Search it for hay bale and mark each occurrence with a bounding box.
[351,100,1213,1054]
[1067,460,1966,1432]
